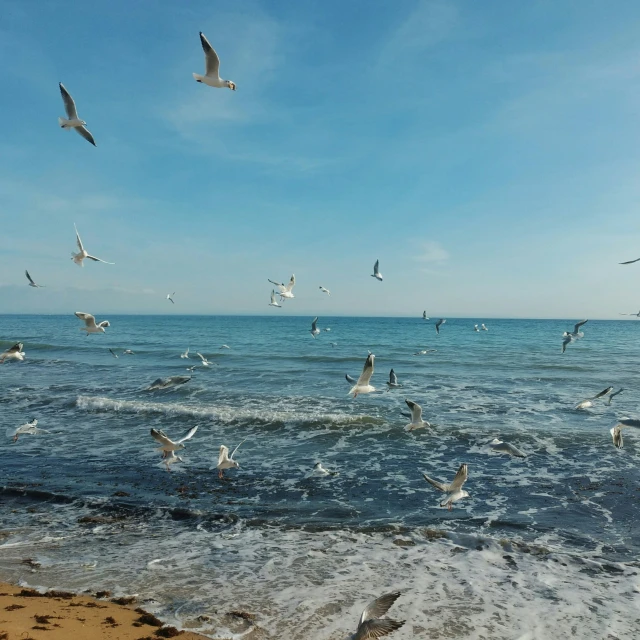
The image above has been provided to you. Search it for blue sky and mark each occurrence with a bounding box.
[2,0,640,318]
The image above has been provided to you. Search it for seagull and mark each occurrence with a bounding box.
[619,310,640,317]
[269,290,282,307]
[575,386,614,410]
[435,319,446,334]
[75,312,110,335]
[193,32,236,91]
[186,365,197,372]
[58,83,96,146]
[481,324,488,331]
[25,270,43,288]
[561,334,573,354]
[167,292,175,304]
[474,324,479,332]
[221,345,231,349]
[619,257,640,265]
[71,224,114,267]
[180,348,190,359]
[217,439,246,478]
[348,354,376,398]
[422,311,429,320]
[413,349,437,356]
[146,376,191,391]
[610,417,640,449]
[0,343,25,364]
[346,592,405,640]
[319,286,331,296]
[405,399,429,431]
[310,317,320,338]
[268,274,296,300]
[308,462,338,477]
[608,388,624,405]
[422,463,469,510]
[123,349,135,355]
[150,426,198,470]
[329,341,337,347]
[196,352,212,367]
[371,259,383,281]
[109,348,119,359]
[12,419,48,443]
[386,369,401,389]
[489,438,526,458]
[162,450,184,472]
[564,319,588,339]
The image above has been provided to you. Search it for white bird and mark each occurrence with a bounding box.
[193,32,236,91]
[474,324,479,332]
[221,345,231,349]
[405,399,429,431]
[150,426,198,467]
[386,369,401,389]
[413,349,437,356]
[564,319,588,339]
[481,324,488,331]
[123,349,134,355]
[25,270,43,288]
[422,463,469,510]
[346,592,405,640]
[217,439,246,478]
[435,319,446,334]
[619,310,640,317]
[371,259,383,281]
[167,292,175,304]
[308,462,338,478]
[109,348,119,359]
[12,419,48,443]
[422,311,429,320]
[489,438,526,458]
[75,312,110,335]
[180,348,190,359]
[186,365,197,372]
[310,317,320,338]
[162,450,184,472]
[71,224,114,267]
[196,352,212,367]
[575,386,613,410]
[319,286,331,296]
[348,353,376,398]
[610,417,640,449]
[58,83,96,146]
[0,342,25,364]
[268,274,296,300]
[269,290,282,307]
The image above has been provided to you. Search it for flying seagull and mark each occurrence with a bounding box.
[217,439,246,478]
[71,224,114,267]
[481,324,488,331]
[308,462,338,478]
[564,319,588,339]
[12,419,48,443]
[269,290,282,307]
[422,463,469,510]
[474,324,479,332]
[193,32,236,90]
[489,438,526,458]
[422,311,429,320]
[196,352,212,367]
[435,319,446,334]
[575,386,614,410]
[123,349,134,355]
[405,399,429,431]
[371,259,383,281]
[610,417,640,449]
[386,369,401,389]
[310,317,320,338]
[0,343,25,364]
[146,375,191,391]
[348,353,376,398]
[619,257,640,265]
[58,83,96,146]
[619,310,640,317]
[413,349,437,356]
[25,270,43,288]
[180,348,190,359]
[151,426,198,471]
[319,286,331,296]
[268,274,296,300]
[109,348,119,359]
[608,388,624,405]
[346,592,405,640]
[167,292,175,304]
[220,344,231,349]
[75,312,110,335]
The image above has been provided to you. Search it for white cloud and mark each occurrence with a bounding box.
[414,240,449,263]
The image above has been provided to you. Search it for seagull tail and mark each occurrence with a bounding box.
[58,116,71,128]
[193,73,204,83]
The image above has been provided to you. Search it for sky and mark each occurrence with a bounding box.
[2,0,640,318]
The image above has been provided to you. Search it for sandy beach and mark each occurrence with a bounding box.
[0,582,210,640]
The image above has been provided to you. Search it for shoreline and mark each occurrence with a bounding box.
[0,582,210,640]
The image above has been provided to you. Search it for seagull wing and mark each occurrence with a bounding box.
[268,278,284,288]
[75,312,97,329]
[75,125,96,146]
[74,224,84,252]
[5,343,23,355]
[196,352,207,362]
[619,258,640,265]
[59,83,78,119]
[405,399,422,422]
[230,438,247,459]
[97,320,110,328]
[199,32,221,78]
[356,354,375,386]
[109,348,118,358]
[218,445,230,466]
[574,319,588,332]
[449,463,469,492]
[345,374,357,384]
[311,317,318,332]
[422,473,449,492]
[373,259,380,275]
[150,428,175,447]
[25,270,36,286]
[358,592,402,627]
[85,254,114,264]
[618,418,640,428]
[177,425,198,444]
[285,274,296,292]
[611,426,623,448]
[591,386,613,400]
[389,369,398,385]
[354,619,405,640]
[562,335,571,352]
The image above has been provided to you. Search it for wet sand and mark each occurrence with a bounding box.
[0,582,209,640]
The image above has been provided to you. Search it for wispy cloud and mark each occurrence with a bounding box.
[414,240,449,263]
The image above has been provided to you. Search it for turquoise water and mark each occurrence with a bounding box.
[1,315,639,638]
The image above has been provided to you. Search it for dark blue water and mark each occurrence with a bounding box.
[1,315,639,639]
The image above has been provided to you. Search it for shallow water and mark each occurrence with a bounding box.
[1,315,639,638]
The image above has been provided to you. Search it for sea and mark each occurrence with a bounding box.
[1,314,639,639]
